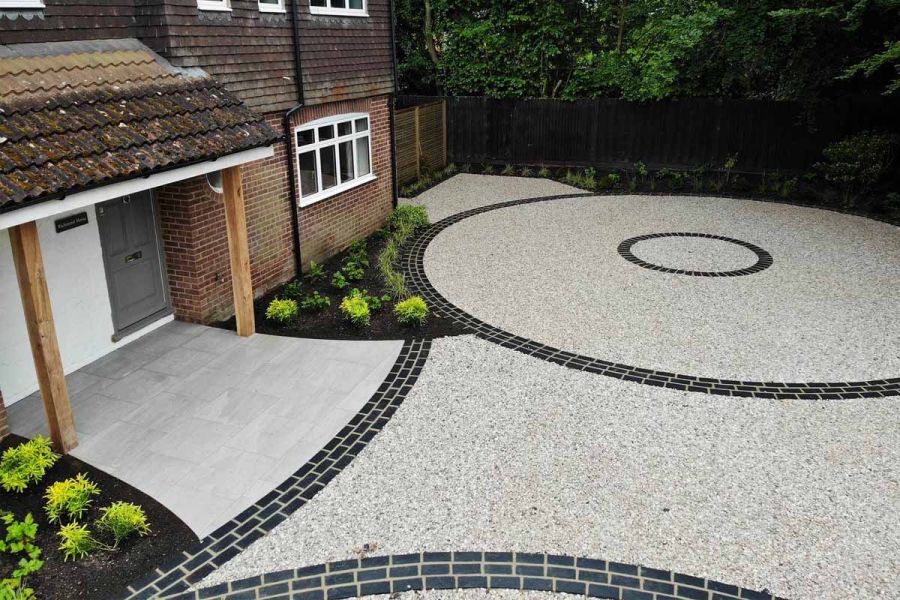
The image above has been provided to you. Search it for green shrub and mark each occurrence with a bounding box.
[389,204,430,232]
[519,166,533,177]
[58,523,95,561]
[481,163,495,175]
[501,164,515,176]
[816,131,896,206]
[299,291,330,311]
[96,502,150,547]
[347,239,369,264]
[348,288,391,311]
[0,513,42,600]
[537,167,551,178]
[339,294,370,327]
[597,172,621,190]
[331,271,348,290]
[305,261,326,282]
[0,437,58,493]
[445,163,459,176]
[44,474,100,523]
[394,296,428,326]
[341,261,365,282]
[265,298,298,323]
[377,205,431,300]
[282,280,303,299]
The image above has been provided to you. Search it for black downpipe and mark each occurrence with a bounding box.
[283,0,306,278]
[387,0,400,207]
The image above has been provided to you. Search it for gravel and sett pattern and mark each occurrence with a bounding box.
[190,552,782,600]
[421,185,900,383]
[198,336,900,600]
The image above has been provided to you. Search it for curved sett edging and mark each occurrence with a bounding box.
[401,192,900,400]
[190,551,786,600]
[122,339,432,600]
[617,232,773,277]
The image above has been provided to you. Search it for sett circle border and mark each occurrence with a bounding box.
[401,192,900,400]
[188,551,785,600]
[617,232,773,277]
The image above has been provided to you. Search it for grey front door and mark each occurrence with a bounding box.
[97,190,170,334]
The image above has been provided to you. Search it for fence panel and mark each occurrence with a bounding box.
[394,99,448,186]
[423,95,900,173]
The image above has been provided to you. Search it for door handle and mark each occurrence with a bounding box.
[125,251,143,263]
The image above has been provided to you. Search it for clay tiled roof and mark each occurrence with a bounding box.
[0,39,279,211]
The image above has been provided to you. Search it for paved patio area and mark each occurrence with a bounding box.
[8,321,402,538]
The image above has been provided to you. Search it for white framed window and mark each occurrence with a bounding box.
[309,0,367,17]
[0,0,45,8]
[295,113,374,206]
[258,0,285,12]
[197,0,231,12]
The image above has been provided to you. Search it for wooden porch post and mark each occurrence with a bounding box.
[222,165,255,337]
[9,221,77,453]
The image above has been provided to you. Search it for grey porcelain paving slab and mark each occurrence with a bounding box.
[7,322,403,538]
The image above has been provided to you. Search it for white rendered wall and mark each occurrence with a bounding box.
[0,206,117,405]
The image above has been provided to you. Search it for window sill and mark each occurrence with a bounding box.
[309,7,368,17]
[299,174,376,208]
[0,1,44,8]
[258,5,286,13]
[197,3,232,12]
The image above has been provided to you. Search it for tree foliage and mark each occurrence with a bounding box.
[396,0,900,100]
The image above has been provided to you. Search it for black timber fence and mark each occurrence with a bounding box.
[398,95,900,173]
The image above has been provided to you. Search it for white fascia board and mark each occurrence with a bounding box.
[0,145,274,231]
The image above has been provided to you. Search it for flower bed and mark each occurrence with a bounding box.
[0,434,195,600]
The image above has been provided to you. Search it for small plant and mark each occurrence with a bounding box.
[96,502,150,548]
[501,164,516,176]
[339,294,370,327]
[378,240,406,299]
[347,239,369,263]
[331,271,348,290]
[58,523,95,561]
[0,436,58,493]
[0,513,42,600]
[282,279,303,300]
[341,261,365,282]
[394,296,428,326]
[715,153,739,191]
[459,163,472,173]
[815,131,896,206]
[44,474,100,523]
[299,291,330,311]
[690,165,707,191]
[481,163,495,175]
[445,163,459,176]
[305,261,326,282]
[780,177,799,199]
[597,173,621,190]
[348,288,391,311]
[519,166,533,177]
[265,298,298,323]
[537,167,551,178]
[390,204,430,232]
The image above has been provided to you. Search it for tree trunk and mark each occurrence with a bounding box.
[616,0,627,54]
[424,0,440,66]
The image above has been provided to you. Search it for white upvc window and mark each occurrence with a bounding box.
[0,0,45,8]
[258,0,285,12]
[309,0,367,17]
[295,113,374,206]
[197,0,230,11]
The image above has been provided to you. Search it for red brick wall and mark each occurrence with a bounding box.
[292,95,394,268]
[157,113,295,323]
[157,96,393,323]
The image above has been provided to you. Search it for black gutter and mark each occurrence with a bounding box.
[284,0,306,277]
[387,0,400,207]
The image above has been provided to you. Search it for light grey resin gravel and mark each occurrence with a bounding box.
[423,185,900,381]
[199,336,900,600]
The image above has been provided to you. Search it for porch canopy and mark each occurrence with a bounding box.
[0,39,279,452]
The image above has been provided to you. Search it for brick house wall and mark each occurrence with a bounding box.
[292,95,394,268]
[158,95,393,324]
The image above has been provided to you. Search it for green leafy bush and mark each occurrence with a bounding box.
[265,298,298,323]
[299,291,330,311]
[44,474,100,523]
[519,166,533,177]
[481,164,495,175]
[501,164,516,176]
[816,131,896,206]
[597,173,621,190]
[96,502,150,547]
[346,240,370,267]
[331,271,348,290]
[0,437,58,493]
[378,240,406,299]
[341,261,365,282]
[389,204,430,233]
[282,280,303,299]
[339,294,370,327]
[0,513,42,600]
[58,523,95,561]
[537,167,551,179]
[348,288,391,311]
[394,296,429,326]
[305,261,326,282]
[378,205,431,300]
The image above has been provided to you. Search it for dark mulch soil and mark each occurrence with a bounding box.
[0,434,197,600]
[216,230,469,341]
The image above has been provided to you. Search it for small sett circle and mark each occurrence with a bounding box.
[617,232,773,277]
